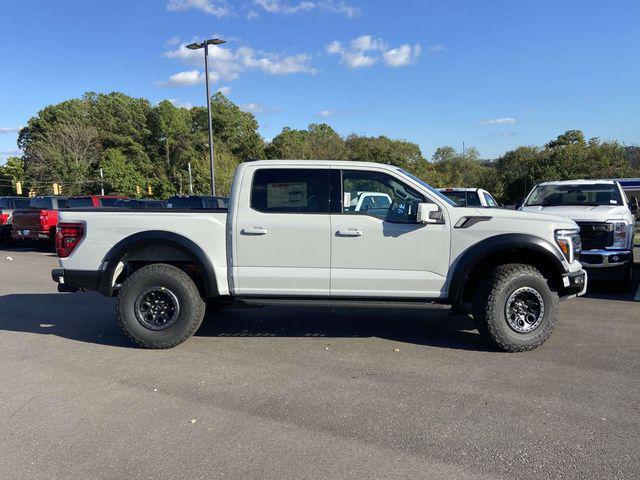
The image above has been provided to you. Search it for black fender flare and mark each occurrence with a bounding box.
[98,230,219,297]
[447,233,567,304]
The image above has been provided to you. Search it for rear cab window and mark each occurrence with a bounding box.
[67,198,94,208]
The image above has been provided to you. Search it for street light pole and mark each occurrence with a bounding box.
[186,38,226,196]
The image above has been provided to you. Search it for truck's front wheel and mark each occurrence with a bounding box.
[472,263,559,352]
[117,264,206,348]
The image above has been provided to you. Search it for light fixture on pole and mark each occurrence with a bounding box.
[186,38,226,196]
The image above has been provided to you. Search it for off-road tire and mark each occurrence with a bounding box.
[117,263,206,349]
[472,263,559,352]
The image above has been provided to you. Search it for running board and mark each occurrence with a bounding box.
[232,297,446,309]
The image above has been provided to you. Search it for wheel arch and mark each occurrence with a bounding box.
[99,231,219,297]
[448,233,567,304]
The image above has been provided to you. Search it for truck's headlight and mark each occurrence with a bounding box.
[555,229,581,264]
[607,220,630,249]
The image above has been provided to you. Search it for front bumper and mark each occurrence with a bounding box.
[579,249,632,268]
[560,269,588,298]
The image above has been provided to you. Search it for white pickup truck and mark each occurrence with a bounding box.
[52,160,587,351]
[521,179,636,288]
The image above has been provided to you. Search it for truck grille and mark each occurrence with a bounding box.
[575,222,612,250]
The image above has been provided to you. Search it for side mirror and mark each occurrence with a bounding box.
[416,203,441,224]
[514,198,524,210]
[629,196,639,214]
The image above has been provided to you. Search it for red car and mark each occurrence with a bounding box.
[11,196,68,243]
[66,195,126,208]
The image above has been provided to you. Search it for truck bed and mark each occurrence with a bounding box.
[58,208,229,294]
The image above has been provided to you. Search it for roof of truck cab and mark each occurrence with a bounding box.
[242,159,402,169]
[537,179,617,186]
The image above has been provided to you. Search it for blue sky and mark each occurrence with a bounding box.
[1,0,639,163]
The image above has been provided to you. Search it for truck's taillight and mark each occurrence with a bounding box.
[0,213,8,225]
[40,211,49,228]
[56,222,84,258]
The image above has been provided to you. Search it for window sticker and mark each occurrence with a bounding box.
[344,192,351,208]
[267,182,308,208]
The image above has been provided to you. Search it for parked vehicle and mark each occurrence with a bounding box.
[166,195,229,209]
[52,160,586,351]
[66,195,126,208]
[520,180,636,288]
[112,199,167,209]
[439,188,500,207]
[0,196,31,243]
[12,196,68,243]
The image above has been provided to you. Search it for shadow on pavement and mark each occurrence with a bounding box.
[583,272,640,303]
[198,303,487,351]
[0,292,486,351]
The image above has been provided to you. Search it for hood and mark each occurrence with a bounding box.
[455,207,578,230]
[521,204,629,222]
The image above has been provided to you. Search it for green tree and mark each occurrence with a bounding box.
[0,156,26,195]
[191,93,265,161]
[100,148,146,197]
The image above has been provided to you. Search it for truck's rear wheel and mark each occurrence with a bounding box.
[117,264,205,348]
[472,263,559,352]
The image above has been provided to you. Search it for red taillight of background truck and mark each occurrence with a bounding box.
[56,222,85,258]
[0,213,8,225]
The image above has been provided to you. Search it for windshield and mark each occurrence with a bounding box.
[397,169,458,207]
[525,183,623,207]
[441,190,481,207]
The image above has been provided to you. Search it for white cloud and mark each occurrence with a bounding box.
[327,35,421,69]
[159,42,315,86]
[317,109,334,117]
[480,117,517,125]
[0,126,22,134]
[166,0,229,17]
[383,44,421,67]
[218,86,232,95]
[427,44,444,53]
[240,102,282,114]
[157,70,205,87]
[247,10,259,19]
[168,98,194,109]
[253,0,359,17]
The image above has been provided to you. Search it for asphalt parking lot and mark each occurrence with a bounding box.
[1,246,639,480]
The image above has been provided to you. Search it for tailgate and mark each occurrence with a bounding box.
[12,210,43,230]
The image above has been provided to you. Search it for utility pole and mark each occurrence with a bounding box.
[186,38,227,196]
[99,168,105,195]
[188,162,194,195]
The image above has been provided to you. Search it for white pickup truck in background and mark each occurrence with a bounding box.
[521,179,637,289]
[52,160,587,351]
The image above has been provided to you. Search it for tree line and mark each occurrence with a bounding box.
[1,91,638,203]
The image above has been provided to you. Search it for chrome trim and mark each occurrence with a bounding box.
[579,249,632,268]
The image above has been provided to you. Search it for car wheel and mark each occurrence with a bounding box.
[117,263,206,349]
[472,263,559,352]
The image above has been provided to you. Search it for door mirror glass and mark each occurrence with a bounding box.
[629,196,639,214]
[416,203,441,224]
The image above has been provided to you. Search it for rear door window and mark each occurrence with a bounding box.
[251,169,331,213]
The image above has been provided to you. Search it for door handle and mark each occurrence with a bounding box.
[241,227,269,235]
[337,229,363,237]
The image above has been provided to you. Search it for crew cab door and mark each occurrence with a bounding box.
[330,168,450,298]
[232,166,333,295]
